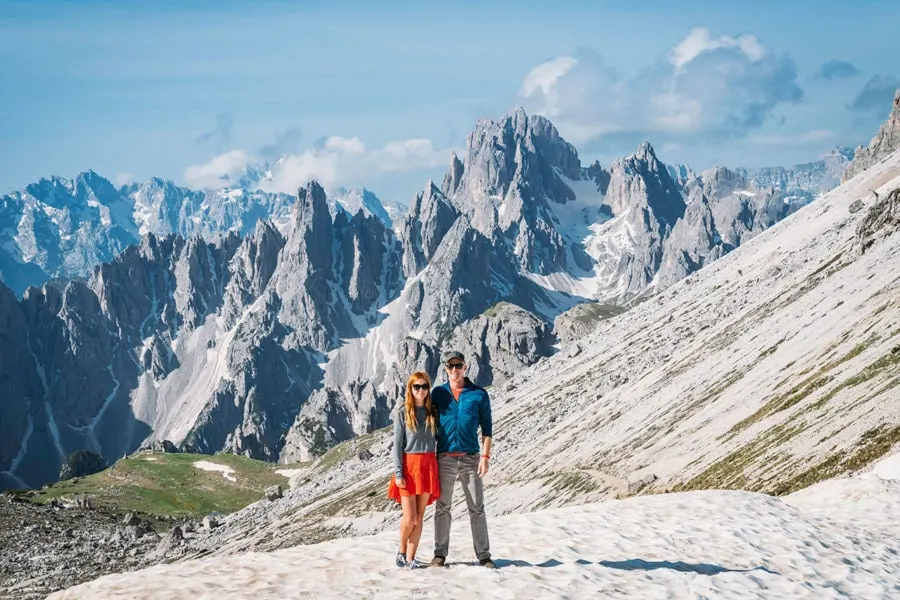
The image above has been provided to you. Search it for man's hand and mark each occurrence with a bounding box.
[396,477,406,489]
[477,457,489,477]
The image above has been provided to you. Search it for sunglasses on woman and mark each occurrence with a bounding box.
[411,383,429,391]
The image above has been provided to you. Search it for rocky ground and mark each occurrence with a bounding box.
[0,438,397,600]
[0,492,221,600]
[1,493,138,599]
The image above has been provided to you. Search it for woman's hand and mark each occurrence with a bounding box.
[396,477,406,489]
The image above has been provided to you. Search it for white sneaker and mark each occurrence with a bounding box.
[395,552,407,568]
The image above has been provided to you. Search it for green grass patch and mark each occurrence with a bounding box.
[729,335,885,433]
[550,470,603,494]
[728,375,833,433]
[676,422,807,492]
[698,368,748,406]
[770,423,900,495]
[757,338,786,361]
[806,345,900,413]
[531,470,604,510]
[27,452,302,519]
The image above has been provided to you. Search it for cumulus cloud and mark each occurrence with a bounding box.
[670,27,766,70]
[322,136,366,155]
[261,137,449,194]
[196,112,235,147]
[183,149,252,189]
[183,137,452,193]
[519,27,803,146]
[848,75,900,112]
[816,60,861,80]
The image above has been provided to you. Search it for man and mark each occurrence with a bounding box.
[430,350,495,569]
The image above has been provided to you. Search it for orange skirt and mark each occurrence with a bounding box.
[387,453,441,505]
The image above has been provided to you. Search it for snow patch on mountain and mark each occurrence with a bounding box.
[49,462,900,599]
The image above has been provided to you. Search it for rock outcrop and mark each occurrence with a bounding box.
[854,187,900,256]
[843,88,900,182]
[58,450,105,481]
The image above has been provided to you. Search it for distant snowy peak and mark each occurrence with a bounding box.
[0,171,297,295]
[326,186,398,228]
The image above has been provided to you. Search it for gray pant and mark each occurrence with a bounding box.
[434,453,490,560]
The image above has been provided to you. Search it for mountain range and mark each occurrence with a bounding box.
[3,93,898,491]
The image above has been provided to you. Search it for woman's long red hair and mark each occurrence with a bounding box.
[405,371,437,435]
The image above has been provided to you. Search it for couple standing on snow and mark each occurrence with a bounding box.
[387,350,495,570]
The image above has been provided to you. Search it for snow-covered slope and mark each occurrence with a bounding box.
[48,452,900,599]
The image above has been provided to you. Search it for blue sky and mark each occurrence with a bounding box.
[1,0,899,204]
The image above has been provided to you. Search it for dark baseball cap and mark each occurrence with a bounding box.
[442,350,465,364]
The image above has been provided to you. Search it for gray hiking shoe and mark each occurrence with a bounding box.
[431,555,446,567]
[480,557,497,569]
[395,552,407,568]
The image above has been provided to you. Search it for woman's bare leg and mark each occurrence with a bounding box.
[399,494,416,555]
[406,493,431,561]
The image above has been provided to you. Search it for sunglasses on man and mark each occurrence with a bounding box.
[446,362,465,370]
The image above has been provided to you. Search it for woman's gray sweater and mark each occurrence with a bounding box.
[392,405,437,478]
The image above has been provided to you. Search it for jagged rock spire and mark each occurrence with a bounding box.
[843,88,900,182]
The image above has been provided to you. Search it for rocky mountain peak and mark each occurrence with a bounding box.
[606,142,685,224]
[452,106,581,202]
[695,166,749,199]
[843,88,900,182]
[277,181,334,291]
[441,152,465,197]
[502,104,530,136]
[615,141,664,172]
[635,141,656,162]
[398,180,459,277]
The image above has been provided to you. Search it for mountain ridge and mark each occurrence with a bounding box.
[0,102,888,492]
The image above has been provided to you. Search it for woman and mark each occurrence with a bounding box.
[388,371,440,569]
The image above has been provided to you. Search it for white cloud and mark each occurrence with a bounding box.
[519,56,578,116]
[519,27,802,147]
[183,149,252,189]
[670,27,766,70]
[376,139,448,173]
[183,137,452,194]
[263,151,342,193]
[323,136,366,154]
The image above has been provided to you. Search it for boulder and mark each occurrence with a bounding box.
[265,485,282,501]
[627,473,658,495]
